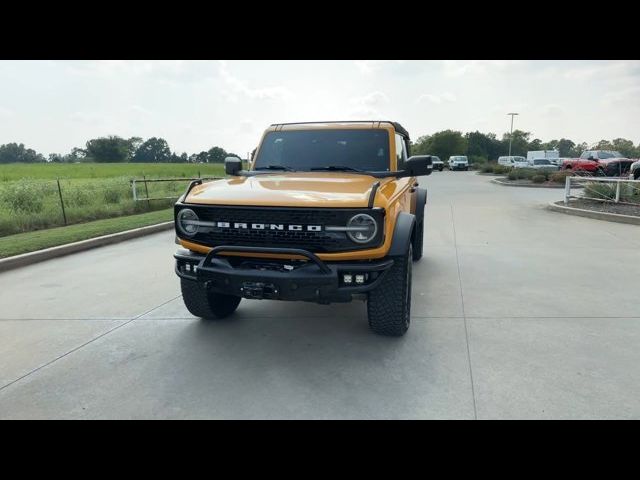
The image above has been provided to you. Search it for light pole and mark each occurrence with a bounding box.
[507,112,519,157]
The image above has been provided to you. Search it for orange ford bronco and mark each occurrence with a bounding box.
[174,121,432,336]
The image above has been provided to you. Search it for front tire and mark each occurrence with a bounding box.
[367,245,412,337]
[181,278,241,319]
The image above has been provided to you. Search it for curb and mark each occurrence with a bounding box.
[490,178,566,188]
[547,201,640,226]
[0,221,174,273]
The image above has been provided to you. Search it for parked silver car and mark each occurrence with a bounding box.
[528,158,560,170]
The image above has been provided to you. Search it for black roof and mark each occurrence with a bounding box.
[270,121,410,140]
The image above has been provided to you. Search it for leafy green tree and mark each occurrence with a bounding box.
[528,139,543,151]
[190,151,209,163]
[555,139,576,157]
[570,142,588,157]
[0,143,46,163]
[207,146,228,163]
[131,137,172,163]
[84,136,133,163]
[610,138,638,157]
[501,129,531,157]
[413,130,467,160]
[466,131,502,161]
[593,139,614,151]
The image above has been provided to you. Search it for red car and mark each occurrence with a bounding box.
[562,150,634,176]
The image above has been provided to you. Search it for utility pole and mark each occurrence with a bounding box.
[507,112,519,157]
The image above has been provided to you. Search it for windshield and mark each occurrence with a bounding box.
[253,129,391,172]
[598,151,623,159]
[450,156,468,161]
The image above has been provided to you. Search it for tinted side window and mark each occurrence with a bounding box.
[395,133,407,170]
[580,151,591,159]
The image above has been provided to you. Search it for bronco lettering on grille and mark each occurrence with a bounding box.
[214,222,322,232]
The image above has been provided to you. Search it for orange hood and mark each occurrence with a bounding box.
[185,172,392,208]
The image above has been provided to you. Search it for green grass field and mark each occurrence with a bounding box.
[0,162,225,181]
[0,162,225,239]
[0,208,174,258]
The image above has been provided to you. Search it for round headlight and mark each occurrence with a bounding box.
[177,208,199,236]
[347,213,378,244]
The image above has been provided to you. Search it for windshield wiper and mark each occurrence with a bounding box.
[254,165,295,171]
[310,165,364,172]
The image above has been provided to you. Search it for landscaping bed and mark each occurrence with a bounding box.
[494,177,566,188]
[565,199,640,217]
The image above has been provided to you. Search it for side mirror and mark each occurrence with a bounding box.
[225,156,242,176]
[400,155,433,177]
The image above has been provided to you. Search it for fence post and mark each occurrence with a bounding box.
[564,175,571,205]
[615,181,621,203]
[143,175,150,210]
[56,178,68,226]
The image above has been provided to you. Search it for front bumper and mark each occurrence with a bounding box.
[174,246,395,304]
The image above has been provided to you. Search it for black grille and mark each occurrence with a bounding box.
[175,205,384,253]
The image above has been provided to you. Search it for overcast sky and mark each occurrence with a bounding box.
[1,60,638,157]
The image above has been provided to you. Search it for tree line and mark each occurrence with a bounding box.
[410,130,640,162]
[1,130,639,165]
[0,135,241,164]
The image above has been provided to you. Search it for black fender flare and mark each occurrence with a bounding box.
[415,187,427,225]
[388,211,416,257]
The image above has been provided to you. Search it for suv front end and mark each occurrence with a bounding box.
[172,121,433,336]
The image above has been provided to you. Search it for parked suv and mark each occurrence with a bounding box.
[448,155,469,171]
[173,121,433,336]
[431,156,444,171]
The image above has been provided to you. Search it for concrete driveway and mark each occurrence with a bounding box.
[1,171,639,419]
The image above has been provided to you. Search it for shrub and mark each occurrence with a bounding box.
[492,164,511,175]
[583,183,618,201]
[506,168,534,180]
[103,187,122,204]
[550,170,573,184]
[0,180,46,214]
[531,175,546,184]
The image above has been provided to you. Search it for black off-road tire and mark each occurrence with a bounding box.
[634,169,640,180]
[412,217,424,261]
[367,245,412,337]
[181,278,241,319]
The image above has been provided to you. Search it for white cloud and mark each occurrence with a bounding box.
[350,91,390,107]
[442,60,525,77]
[418,92,457,104]
[0,106,13,118]
[218,61,293,101]
[354,60,405,74]
[540,104,565,117]
[69,111,111,126]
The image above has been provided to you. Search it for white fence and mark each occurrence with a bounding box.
[564,176,640,206]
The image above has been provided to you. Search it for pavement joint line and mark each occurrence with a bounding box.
[0,295,181,394]
[450,203,478,421]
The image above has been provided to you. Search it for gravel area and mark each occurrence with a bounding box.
[568,199,640,217]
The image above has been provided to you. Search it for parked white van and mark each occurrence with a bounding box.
[498,156,527,168]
